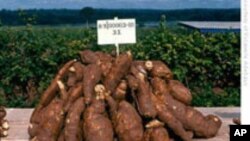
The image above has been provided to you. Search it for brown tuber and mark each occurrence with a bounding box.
[104,51,132,93]
[144,120,170,141]
[64,97,85,141]
[29,50,221,141]
[83,64,102,104]
[83,94,114,141]
[105,93,144,141]
[168,80,192,105]
[0,106,9,137]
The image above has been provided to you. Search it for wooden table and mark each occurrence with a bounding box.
[1,107,240,141]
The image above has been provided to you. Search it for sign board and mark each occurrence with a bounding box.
[97,18,136,45]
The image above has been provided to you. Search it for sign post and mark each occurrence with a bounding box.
[97,17,136,56]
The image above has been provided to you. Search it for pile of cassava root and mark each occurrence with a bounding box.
[0,106,9,137]
[28,50,222,141]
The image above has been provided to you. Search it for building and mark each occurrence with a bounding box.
[178,21,240,33]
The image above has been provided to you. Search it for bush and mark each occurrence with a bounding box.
[0,24,240,107]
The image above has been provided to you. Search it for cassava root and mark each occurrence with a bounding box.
[29,50,221,141]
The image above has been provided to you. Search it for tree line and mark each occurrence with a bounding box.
[0,8,240,26]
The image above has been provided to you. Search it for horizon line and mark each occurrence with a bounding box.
[0,7,241,11]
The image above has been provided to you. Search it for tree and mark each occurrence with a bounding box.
[80,7,95,28]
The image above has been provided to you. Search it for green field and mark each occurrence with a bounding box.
[0,22,240,107]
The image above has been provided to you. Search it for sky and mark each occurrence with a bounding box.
[0,0,241,10]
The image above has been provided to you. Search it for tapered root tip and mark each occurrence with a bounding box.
[69,66,76,72]
[57,80,65,90]
[145,119,164,128]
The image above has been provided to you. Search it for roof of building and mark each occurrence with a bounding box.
[179,21,240,30]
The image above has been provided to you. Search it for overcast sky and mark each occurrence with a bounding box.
[0,0,240,10]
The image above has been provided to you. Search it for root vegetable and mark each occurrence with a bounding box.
[126,75,138,90]
[113,80,128,101]
[64,83,83,111]
[95,51,114,77]
[83,64,102,104]
[39,60,76,107]
[105,94,144,141]
[67,72,77,87]
[168,80,192,105]
[145,61,173,79]
[33,99,65,141]
[144,120,170,141]
[72,62,85,81]
[151,93,193,141]
[0,106,9,138]
[29,50,222,141]
[134,73,157,118]
[233,118,241,125]
[104,51,132,93]
[79,50,100,64]
[83,98,114,141]
[151,77,222,138]
[64,97,85,141]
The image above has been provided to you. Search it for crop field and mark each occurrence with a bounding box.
[0,22,240,107]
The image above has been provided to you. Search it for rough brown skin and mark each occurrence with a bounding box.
[168,80,192,105]
[30,60,75,125]
[126,75,138,90]
[130,61,148,76]
[104,51,133,93]
[64,97,85,141]
[67,71,77,87]
[233,118,241,125]
[151,77,222,138]
[39,60,76,107]
[113,80,128,101]
[105,95,144,141]
[67,62,85,87]
[144,120,170,141]
[83,64,102,105]
[0,107,9,137]
[28,123,39,138]
[73,62,85,81]
[64,83,83,111]
[32,99,65,141]
[128,64,157,118]
[83,98,114,141]
[79,50,100,64]
[95,51,114,77]
[134,73,157,118]
[145,61,173,80]
[151,93,193,141]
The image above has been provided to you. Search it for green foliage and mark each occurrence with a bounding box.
[128,22,240,88]
[0,23,240,107]
[0,26,95,107]
[191,84,240,107]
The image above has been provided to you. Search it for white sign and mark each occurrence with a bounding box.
[97,18,136,45]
